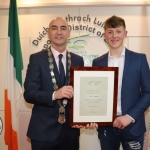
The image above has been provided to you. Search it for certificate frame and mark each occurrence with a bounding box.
[69,66,118,126]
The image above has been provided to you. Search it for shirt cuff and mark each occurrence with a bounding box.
[52,91,56,101]
[126,114,135,123]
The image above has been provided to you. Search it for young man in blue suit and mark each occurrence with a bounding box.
[92,15,150,150]
[24,17,84,150]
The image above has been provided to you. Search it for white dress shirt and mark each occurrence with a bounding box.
[108,48,125,116]
[51,46,66,75]
[51,47,67,100]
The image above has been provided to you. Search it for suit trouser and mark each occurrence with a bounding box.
[31,124,79,150]
[31,138,79,150]
[98,127,144,150]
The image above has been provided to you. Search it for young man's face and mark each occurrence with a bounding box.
[48,17,70,49]
[104,25,127,50]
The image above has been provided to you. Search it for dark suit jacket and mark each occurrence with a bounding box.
[92,48,150,136]
[24,49,84,142]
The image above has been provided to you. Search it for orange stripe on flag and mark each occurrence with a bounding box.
[12,130,18,150]
[4,89,11,145]
[4,89,18,150]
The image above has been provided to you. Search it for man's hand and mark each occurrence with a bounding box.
[54,86,74,99]
[85,122,98,130]
[72,123,98,129]
[113,115,132,129]
[72,125,84,129]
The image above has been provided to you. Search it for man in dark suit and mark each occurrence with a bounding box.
[24,17,84,150]
[92,15,150,150]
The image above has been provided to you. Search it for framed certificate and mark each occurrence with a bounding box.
[69,67,118,126]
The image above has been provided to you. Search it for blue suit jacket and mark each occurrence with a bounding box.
[92,48,150,136]
[24,49,84,142]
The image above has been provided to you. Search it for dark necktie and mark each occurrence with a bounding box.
[59,54,65,86]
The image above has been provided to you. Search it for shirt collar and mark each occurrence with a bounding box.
[108,47,125,59]
[51,46,67,59]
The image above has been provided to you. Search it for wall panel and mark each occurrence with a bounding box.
[0,39,7,110]
[0,9,8,38]
[0,3,150,150]
[128,37,150,64]
[18,112,31,150]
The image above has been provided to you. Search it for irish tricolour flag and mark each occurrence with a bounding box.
[4,0,23,150]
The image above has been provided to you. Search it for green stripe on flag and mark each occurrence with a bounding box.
[8,0,23,85]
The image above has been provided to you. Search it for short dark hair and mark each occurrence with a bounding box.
[104,15,126,31]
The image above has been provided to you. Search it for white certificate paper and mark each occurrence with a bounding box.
[80,77,108,116]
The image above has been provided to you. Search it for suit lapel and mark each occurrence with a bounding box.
[51,53,62,88]
[122,49,132,84]
[65,51,69,85]
[102,53,108,67]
